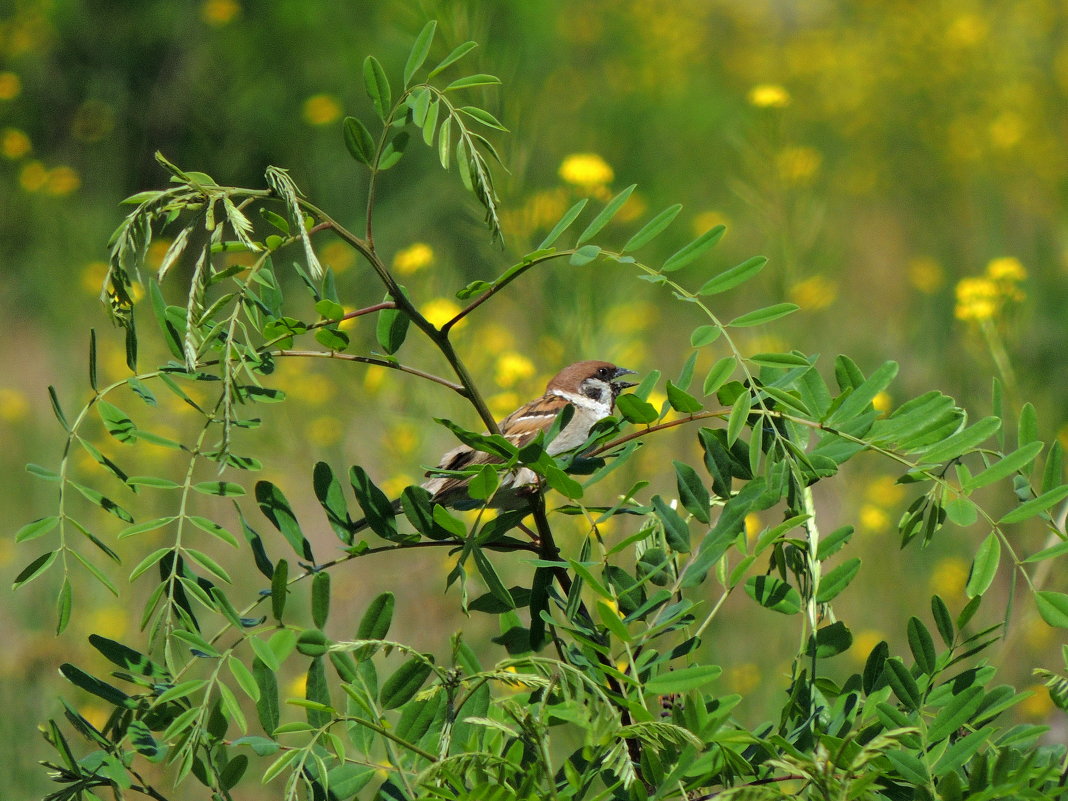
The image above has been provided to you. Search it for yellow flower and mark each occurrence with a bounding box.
[420,298,462,329]
[381,475,414,498]
[82,261,108,294]
[0,388,29,422]
[946,14,989,47]
[726,663,761,695]
[1019,685,1053,720]
[850,630,887,664]
[788,275,838,310]
[19,160,48,192]
[985,256,1027,282]
[747,83,791,108]
[386,423,419,456]
[307,416,343,447]
[495,352,536,388]
[858,504,890,533]
[559,153,614,189]
[302,94,343,126]
[954,276,1000,322]
[989,112,1025,149]
[1,128,31,159]
[871,391,892,413]
[45,166,81,196]
[320,240,356,274]
[865,474,904,506]
[929,557,968,598]
[287,672,307,698]
[393,243,434,275]
[287,372,336,406]
[87,605,128,640]
[907,256,945,294]
[0,72,21,101]
[201,0,240,26]
[692,210,729,236]
[744,513,762,539]
[777,146,822,183]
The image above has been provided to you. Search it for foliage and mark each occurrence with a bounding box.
[16,23,1068,801]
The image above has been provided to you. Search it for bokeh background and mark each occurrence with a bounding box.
[3,1,1067,796]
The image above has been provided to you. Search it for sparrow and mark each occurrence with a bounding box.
[350,361,637,535]
[423,360,637,510]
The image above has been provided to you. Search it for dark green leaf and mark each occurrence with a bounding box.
[726,390,751,446]
[697,255,767,295]
[616,393,658,424]
[313,461,354,544]
[928,686,984,742]
[357,592,395,650]
[296,628,330,657]
[192,481,245,497]
[380,656,433,710]
[998,484,1068,525]
[673,462,710,524]
[963,441,1044,492]
[12,550,57,589]
[653,494,691,552]
[96,400,137,443]
[807,620,853,658]
[311,572,330,629]
[271,559,288,622]
[931,595,955,647]
[256,481,313,561]
[378,130,409,170]
[645,665,722,695]
[458,105,508,130]
[48,385,69,430]
[662,225,726,272]
[253,658,279,733]
[885,657,921,710]
[907,616,937,674]
[349,465,399,541]
[918,416,1000,464]
[60,663,131,708]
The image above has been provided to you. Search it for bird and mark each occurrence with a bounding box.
[422,360,637,510]
[351,361,637,534]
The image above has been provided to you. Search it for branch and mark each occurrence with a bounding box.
[271,349,466,394]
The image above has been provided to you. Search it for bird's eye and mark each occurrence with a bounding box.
[597,367,612,379]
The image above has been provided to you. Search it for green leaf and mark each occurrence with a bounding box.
[380,656,434,709]
[666,380,703,414]
[56,578,72,634]
[350,465,399,541]
[690,325,722,348]
[188,516,239,547]
[193,481,246,497]
[467,463,499,501]
[826,360,899,426]
[1035,591,1068,628]
[12,550,57,589]
[15,516,59,543]
[623,204,683,252]
[343,116,375,166]
[357,592,395,651]
[48,385,69,430]
[808,620,853,658]
[539,199,588,249]
[729,302,800,328]
[917,416,1000,464]
[745,575,801,615]
[931,595,955,647]
[403,21,437,85]
[928,686,984,742]
[311,572,330,629]
[615,393,658,424]
[965,532,1000,598]
[907,616,936,674]
[749,351,811,368]
[815,558,861,603]
[126,475,180,489]
[673,462,710,525]
[256,481,313,561]
[228,657,261,703]
[653,494,692,552]
[378,130,409,170]
[271,559,288,622]
[662,225,726,272]
[577,184,636,245]
[376,306,410,353]
[963,441,1044,492]
[313,461,354,544]
[429,41,478,77]
[1023,539,1068,564]
[885,657,921,710]
[726,390,751,447]
[362,55,391,121]
[60,663,131,708]
[96,400,137,443]
[645,665,722,695]
[445,73,501,91]
[698,256,768,295]
[472,549,514,608]
[998,484,1068,525]
[703,356,737,395]
[569,244,601,266]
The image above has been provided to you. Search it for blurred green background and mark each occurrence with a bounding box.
[3,1,1067,796]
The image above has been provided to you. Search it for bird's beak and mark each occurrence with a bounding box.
[611,367,638,391]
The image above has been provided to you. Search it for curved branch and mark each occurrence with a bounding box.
[271,350,467,394]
